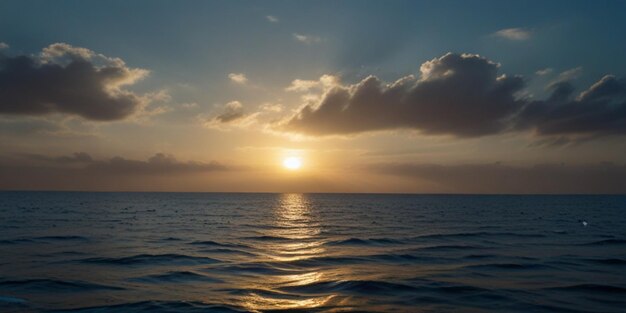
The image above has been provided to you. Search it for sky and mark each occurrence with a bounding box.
[0,0,625,193]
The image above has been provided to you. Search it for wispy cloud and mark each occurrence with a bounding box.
[293,33,322,45]
[494,28,531,41]
[0,42,8,49]
[266,15,279,23]
[535,68,553,76]
[228,73,248,84]
[554,67,582,82]
[285,75,339,92]
[202,101,260,131]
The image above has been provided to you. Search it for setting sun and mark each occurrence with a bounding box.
[283,157,302,170]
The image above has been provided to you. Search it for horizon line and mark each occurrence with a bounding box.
[1,189,624,196]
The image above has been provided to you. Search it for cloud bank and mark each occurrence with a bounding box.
[282,53,626,140]
[372,162,626,194]
[0,43,149,121]
[12,152,227,174]
[0,152,232,191]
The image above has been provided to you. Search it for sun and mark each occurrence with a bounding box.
[282,156,302,170]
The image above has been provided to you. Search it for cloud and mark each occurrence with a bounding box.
[0,152,232,191]
[283,53,526,137]
[517,75,626,137]
[293,33,322,45]
[21,152,93,164]
[372,162,626,194]
[535,68,553,76]
[266,15,279,23]
[213,101,245,123]
[88,153,227,174]
[8,152,228,174]
[285,75,339,92]
[0,43,149,121]
[228,72,248,84]
[493,28,531,41]
[203,101,259,130]
[0,42,8,50]
[279,53,626,141]
[550,67,582,85]
[260,103,283,113]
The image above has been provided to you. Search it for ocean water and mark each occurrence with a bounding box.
[0,192,625,313]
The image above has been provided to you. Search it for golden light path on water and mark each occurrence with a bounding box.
[240,193,337,312]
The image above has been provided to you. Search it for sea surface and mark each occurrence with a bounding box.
[0,192,625,312]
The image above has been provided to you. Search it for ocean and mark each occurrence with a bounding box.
[0,192,625,312]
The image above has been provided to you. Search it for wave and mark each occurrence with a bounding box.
[197,248,256,257]
[580,239,626,246]
[462,254,497,259]
[0,236,88,245]
[326,237,406,246]
[463,263,555,271]
[32,235,89,241]
[369,253,435,263]
[78,254,220,266]
[215,263,302,275]
[49,300,245,312]
[546,284,626,294]
[279,279,419,295]
[283,256,366,267]
[279,279,493,299]
[222,287,303,300]
[583,258,626,266]
[0,279,123,292]
[415,232,546,240]
[281,253,446,268]
[0,238,36,245]
[416,244,483,251]
[128,271,223,284]
[240,235,294,242]
[0,295,27,304]
[189,240,248,249]
[160,237,183,241]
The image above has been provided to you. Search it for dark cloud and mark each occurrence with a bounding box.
[88,153,227,174]
[0,152,232,191]
[284,53,526,137]
[282,53,626,141]
[517,75,626,136]
[372,162,626,194]
[213,101,245,123]
[0,43,148,121]
[21,152,93,164]
[13,152,228,174]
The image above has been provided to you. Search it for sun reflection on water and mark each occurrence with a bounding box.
[241,193,335,312]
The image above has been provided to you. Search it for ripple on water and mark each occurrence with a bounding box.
[77,254,220,266]
[49,301,245,313]
[0,279,123,292]
[127,271,223,284]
